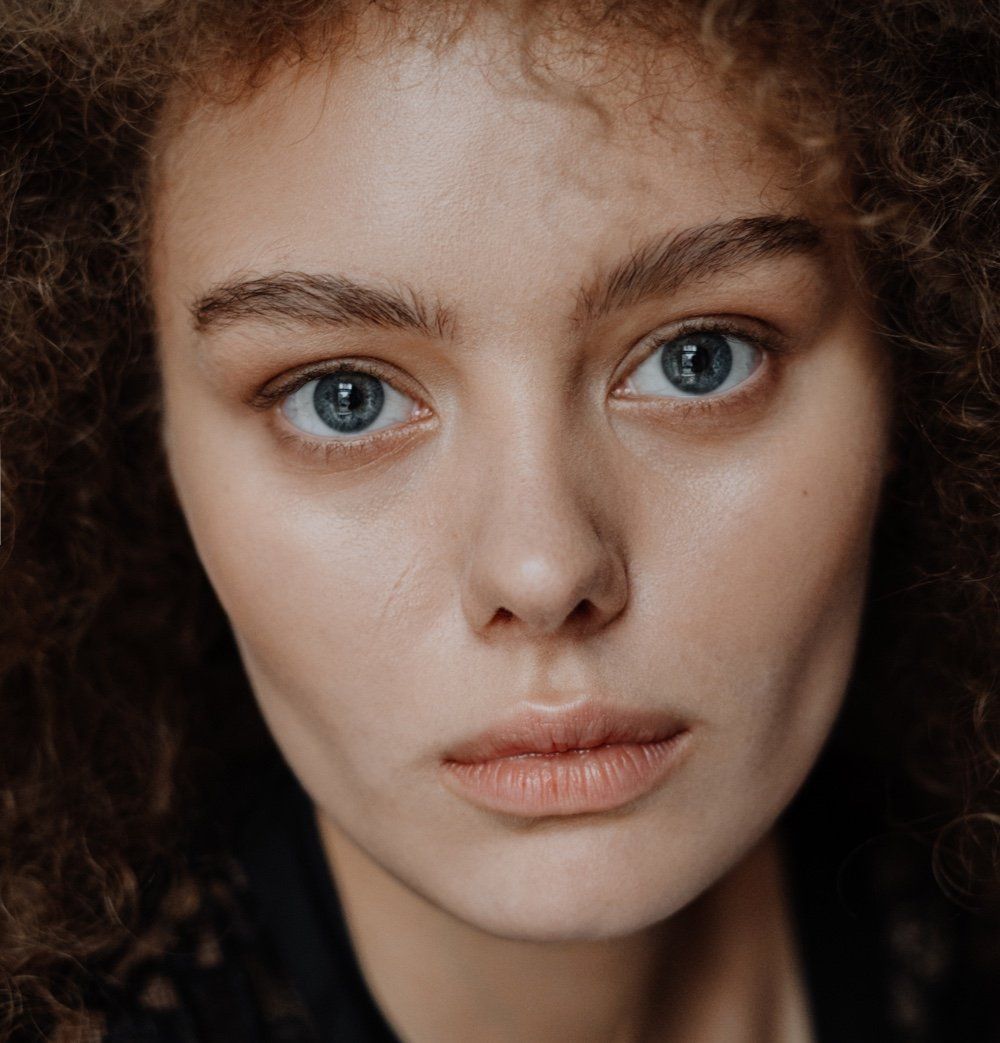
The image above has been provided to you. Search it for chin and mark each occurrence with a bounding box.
[452,891,682,944]
[426,858,698,944]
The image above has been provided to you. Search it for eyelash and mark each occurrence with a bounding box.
[251,317,785,463]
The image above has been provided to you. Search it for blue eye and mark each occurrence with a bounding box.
[281,369,418,438]
[626,330,762,398]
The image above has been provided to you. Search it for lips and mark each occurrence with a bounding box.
[439,700,691,816]
[444,702,686,762]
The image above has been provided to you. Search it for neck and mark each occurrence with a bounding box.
[315,813,815,1043]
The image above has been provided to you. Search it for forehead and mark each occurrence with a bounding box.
[149,16,803,320]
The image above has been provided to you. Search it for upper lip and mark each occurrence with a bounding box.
[442,699,688,764]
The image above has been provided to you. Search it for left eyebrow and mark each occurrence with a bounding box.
[571,214,826,328]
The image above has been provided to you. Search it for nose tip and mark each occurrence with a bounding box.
[462,513,629,641]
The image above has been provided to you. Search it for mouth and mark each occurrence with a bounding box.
[439,701,692,817]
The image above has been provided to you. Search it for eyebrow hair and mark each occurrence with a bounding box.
[192,271,455,338]
[189,214,824,338]
[572,214,825,326]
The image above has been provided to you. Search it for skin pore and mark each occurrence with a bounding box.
[150,6,893,1041]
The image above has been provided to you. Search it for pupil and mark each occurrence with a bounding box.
[680,344,708,375]
[661,332,732,394]
[314,370,385,433]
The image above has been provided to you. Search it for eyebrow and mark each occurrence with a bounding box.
[189,214,824,338]
[574,214,825,326]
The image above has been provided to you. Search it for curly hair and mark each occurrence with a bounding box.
[1,0,997,1037]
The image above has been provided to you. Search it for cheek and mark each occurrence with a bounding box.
[633,349,891,819]
[697,437,880,742]
[182,483,435,720]
[160,376,444,768]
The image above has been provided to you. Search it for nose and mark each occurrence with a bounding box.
[459,415,629,641]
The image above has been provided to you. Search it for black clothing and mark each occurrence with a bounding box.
[88,740,994,1043]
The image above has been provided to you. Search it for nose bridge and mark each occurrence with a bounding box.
[458,364,628,639]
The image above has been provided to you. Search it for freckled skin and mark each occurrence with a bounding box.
[151,9,892,1041]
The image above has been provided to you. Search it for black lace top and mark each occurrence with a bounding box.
[74,742,995,1043]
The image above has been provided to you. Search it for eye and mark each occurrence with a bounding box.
[623,330,763,399]
[281,368,420,438]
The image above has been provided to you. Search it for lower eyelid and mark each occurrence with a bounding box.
[611,352,775,413]
[274,409,435,463]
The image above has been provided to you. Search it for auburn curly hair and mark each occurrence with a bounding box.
[1,0,997,1038]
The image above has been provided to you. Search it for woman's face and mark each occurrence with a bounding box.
[152,15,892,941]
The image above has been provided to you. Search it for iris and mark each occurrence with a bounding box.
[660,332,733,394]
[314,371,385,433]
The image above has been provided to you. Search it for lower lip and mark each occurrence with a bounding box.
[440,730,692,817]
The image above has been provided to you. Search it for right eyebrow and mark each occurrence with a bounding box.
[191,272,457,339]
[189,214,825,340]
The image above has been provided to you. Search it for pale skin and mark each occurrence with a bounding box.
[150,6,893,1041]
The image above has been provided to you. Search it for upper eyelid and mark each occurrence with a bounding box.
[246,356,419,410]
[631,316,781,354]
[616,316,779,385]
